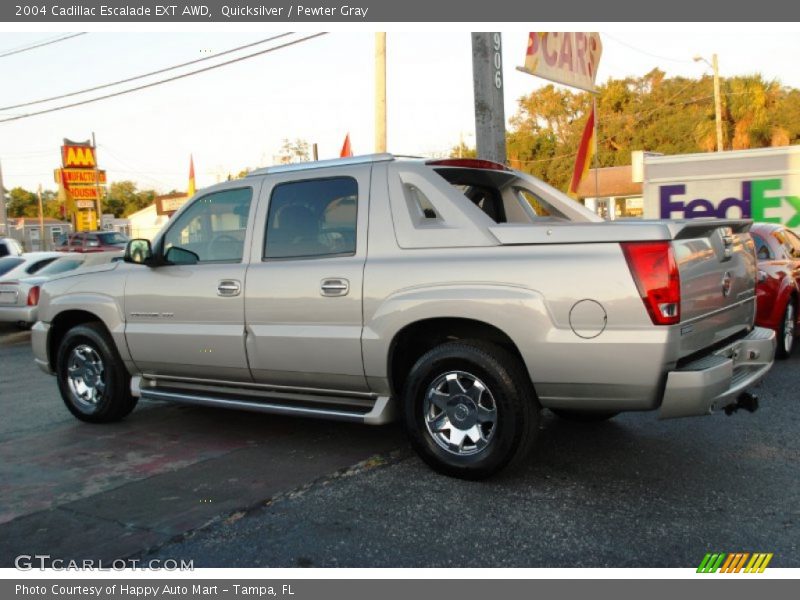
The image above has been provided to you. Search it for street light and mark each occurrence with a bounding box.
[694,53,723,152]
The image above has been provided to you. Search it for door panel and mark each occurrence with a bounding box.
[124,263,250,379]
[124,183,258,381]
[244,165,371,392]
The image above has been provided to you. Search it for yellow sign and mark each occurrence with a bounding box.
[54,168,106,185]
[75,209,96,232]
[518,32,603,93]
[62,145,97,169]
[69,187,100,201]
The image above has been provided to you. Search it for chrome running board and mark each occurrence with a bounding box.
[132,377,396,425]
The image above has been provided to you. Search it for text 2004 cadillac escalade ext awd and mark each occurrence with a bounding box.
[31,155,775,478]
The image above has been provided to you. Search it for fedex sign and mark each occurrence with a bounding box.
[659,178,800,227]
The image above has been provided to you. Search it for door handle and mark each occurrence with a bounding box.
[320,278,349,297]
[217,280,241,297]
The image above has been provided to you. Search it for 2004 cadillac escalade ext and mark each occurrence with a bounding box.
[31,155,776,478]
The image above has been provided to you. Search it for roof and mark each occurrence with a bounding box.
[15,218,69,225]
[248,153,395,177]
[575,165,642,199]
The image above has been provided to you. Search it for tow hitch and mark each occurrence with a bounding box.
[724,391,759,416]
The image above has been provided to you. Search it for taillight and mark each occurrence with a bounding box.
[27,285,40,306]
[621,241,680,325]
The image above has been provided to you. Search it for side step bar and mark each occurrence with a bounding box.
[136,385,396,425]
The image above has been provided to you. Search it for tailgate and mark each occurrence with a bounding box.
[672,220,756,359]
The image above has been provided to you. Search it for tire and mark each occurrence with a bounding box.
[56,322,137,423]
[403,341,540,480]
[775,299,796,359]
[550,409,618,423]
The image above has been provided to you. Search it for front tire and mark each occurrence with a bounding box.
[776,300,796,359]
[403,341,540,480]
[56,322,137,423]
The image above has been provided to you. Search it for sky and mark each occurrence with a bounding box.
[1,28,800,194]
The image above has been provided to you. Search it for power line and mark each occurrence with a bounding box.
[0,33,293,112]
[0,33,327,125]
[602,33,695,65]
[0,33,86,60]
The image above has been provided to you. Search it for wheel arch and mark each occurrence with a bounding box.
[48,310,113,372]
[387,317,529,400]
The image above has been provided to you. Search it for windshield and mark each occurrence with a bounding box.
[35,258,85,277]
[0,257,24,277]
[97,232,129,245]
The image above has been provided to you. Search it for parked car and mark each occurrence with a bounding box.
[57,231,129,253]
[0,238,23,258]
[0,252,61,282]
[32,155,775,479]
[750,222,800,358]
[0,251,123,327]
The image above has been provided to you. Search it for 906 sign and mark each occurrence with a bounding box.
[493,33,503,89]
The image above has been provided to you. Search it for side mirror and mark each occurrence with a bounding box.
[164,246,200,265]
[124,239,152,264]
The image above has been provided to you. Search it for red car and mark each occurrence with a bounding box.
[57,231,129,253]
[750,222,800,358]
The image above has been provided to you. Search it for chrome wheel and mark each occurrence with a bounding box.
[66,344,106,411]
[784,303,795,355]
[423,371,497,456]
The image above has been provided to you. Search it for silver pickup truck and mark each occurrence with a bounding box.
[31,155,775,478]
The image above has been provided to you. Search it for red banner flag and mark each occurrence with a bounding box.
[340,133,352,158]
[568,105,596,196]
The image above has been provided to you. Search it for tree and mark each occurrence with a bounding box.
[276,138,311,164]
[6,187,62,219]
[104,181,156,217]
[503,71,800,192]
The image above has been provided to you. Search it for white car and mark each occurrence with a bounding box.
[0,252,62,282]
[0,238,23,258]
[0,251,122,327]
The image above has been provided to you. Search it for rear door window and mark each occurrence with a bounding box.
[264,177,358,259]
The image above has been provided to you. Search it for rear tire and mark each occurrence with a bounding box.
[403,341,540,480]
[550,409,618,423]
[56,322,137,423]
[776,300,796,359]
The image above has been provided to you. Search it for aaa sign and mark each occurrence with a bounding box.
[520,32,602,93]
[62,145,97,169]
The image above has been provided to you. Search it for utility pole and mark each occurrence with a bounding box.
[694,53,724,151]
[375,32,387,153]
[712,54,723,152]
[471,33,506,163]
[92,132,103,229]
[0,159,8,237]
[37,184,45,251]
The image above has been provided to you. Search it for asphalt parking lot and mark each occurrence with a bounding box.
[1,322,798,568]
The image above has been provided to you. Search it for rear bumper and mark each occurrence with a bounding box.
[0,305,37,324]
[659,327,775,419]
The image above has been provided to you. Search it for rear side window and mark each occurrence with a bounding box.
[36,259,84,276]
[26,258,58,274]
[0,257,24,276]
[752,234,772,260]
[264,177,358,259]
